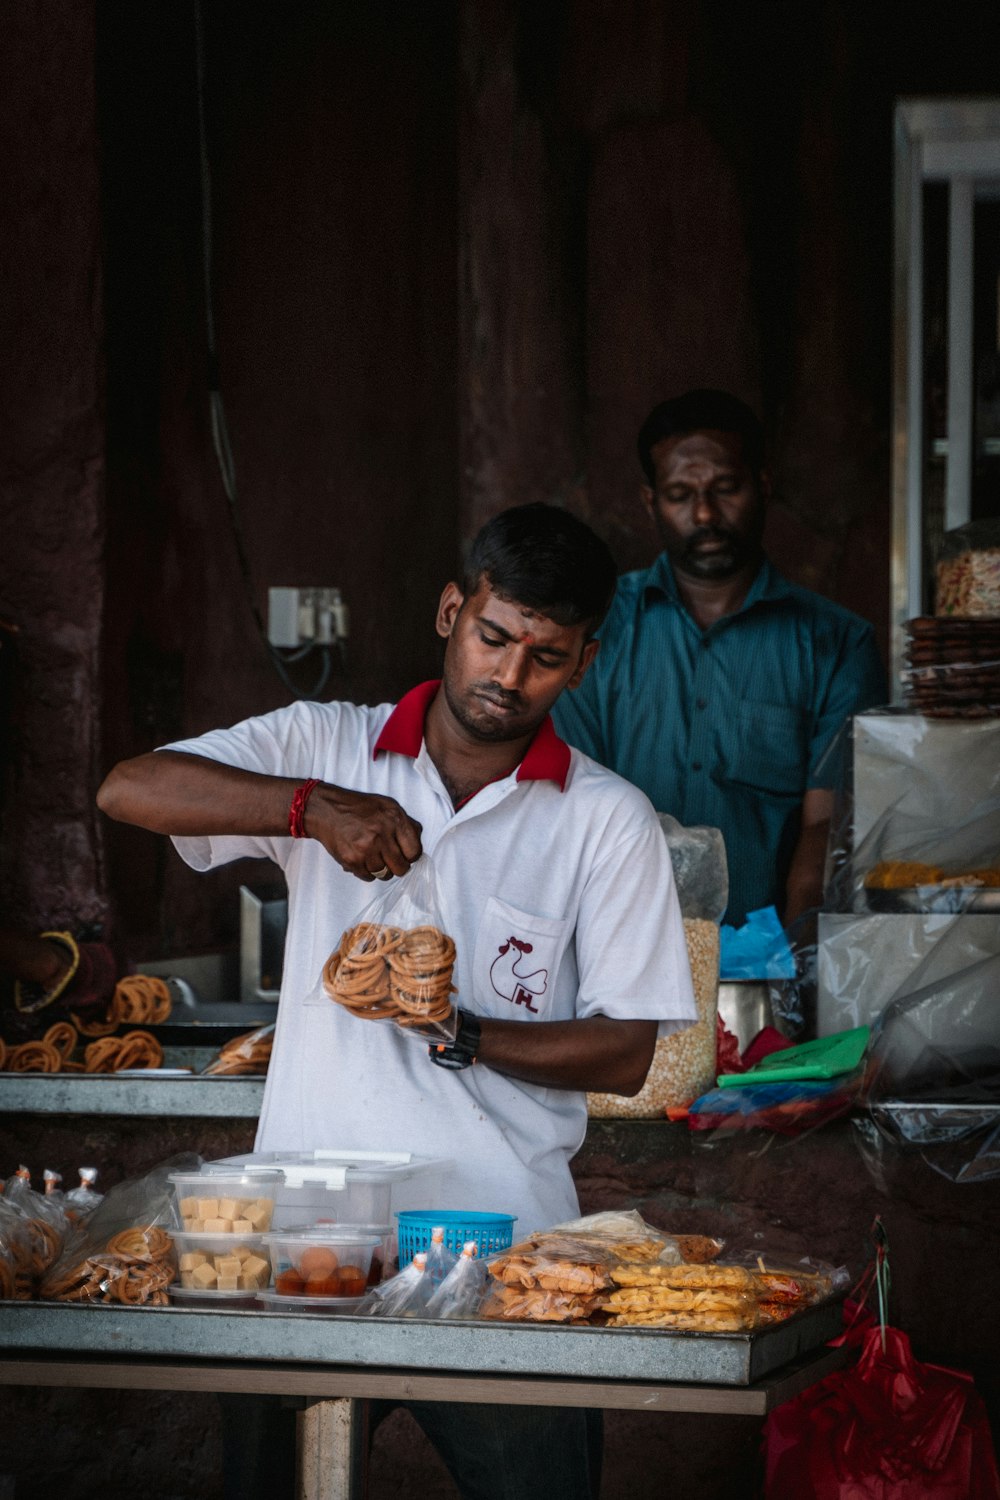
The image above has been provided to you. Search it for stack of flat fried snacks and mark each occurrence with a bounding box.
[483,1249,612,1323]
[74,973,172,1037]
[481,1229,674,1324]
[41,1226,174,1306]
[605,1263,763,1330]
[323,922,456,1024]
[201,1026,273,1076]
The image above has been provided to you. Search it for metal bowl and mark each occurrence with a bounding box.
[717,981,775,1053]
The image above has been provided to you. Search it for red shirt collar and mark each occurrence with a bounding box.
[373,680,570,791]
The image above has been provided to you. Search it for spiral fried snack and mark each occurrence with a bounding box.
[323,923,405,1018]
[42,1021,79,1062]
[111,974,172,1025]
[84,1031,164,1073]
[324,922,456,1024]
[7,1041,62,1073]
[42,1223,175,1306]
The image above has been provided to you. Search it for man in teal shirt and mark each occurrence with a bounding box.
[552,389,886,928]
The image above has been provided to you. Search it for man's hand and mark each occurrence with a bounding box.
[97,750,422,880]
[305,784,422,880]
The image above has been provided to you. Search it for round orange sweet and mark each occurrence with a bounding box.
[298,1246,338,1277]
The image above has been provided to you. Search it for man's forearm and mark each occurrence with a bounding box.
[473,1015,658,1095]
[97,751,296,837]
[784,818,830,928]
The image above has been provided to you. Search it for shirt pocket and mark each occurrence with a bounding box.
[471,897,571,1021]
[725,700,809,798]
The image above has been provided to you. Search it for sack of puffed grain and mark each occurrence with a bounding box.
[586,918,719,1118]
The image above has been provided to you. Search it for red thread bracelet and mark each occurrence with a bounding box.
[288,778,320,839]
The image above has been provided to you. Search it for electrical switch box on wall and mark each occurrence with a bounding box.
[267,587,349,648]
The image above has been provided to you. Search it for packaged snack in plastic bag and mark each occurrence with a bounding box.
[361,1250,433,1316]
[314,856,458,1044]
[3,1166,71,1283]
[0,1197,41,1298]
[424,1224,458,1286]
[65,1167,103,1220]
[201,1023,274,1076]
[43,1169,64,1203]
[481,1284,601,1322]
[425,1241,486,1319]
[40,1152,200,1305]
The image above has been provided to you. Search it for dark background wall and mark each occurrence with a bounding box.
[5,0,1000,962]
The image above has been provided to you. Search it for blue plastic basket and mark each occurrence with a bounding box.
[396,1210,517,1262]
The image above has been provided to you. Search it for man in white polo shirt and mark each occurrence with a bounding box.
[98,502,696,1500]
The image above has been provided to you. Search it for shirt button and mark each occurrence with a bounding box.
[696,697,707,710]
[692,761,703,771]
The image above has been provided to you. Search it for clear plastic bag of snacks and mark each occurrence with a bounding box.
[40,1152,200,1306]
[3,1166,71,1283]
[201,1023,274,1076]
[312,856,458,1044]
[65,1167,103,1221]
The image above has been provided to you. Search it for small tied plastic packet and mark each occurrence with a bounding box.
[361,1249,433,1317]
[425,1241,487,1320]
[313,855,459,1045]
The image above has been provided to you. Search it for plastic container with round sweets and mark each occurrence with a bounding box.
[294,1221,394,1286]
[263,1227,380,1299]
[168,1170,282,1235]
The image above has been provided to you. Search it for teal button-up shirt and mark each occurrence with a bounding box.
[551,554,887,926]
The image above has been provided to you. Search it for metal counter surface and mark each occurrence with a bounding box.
[0,1075,264,1117]
[0,1295,843,1387]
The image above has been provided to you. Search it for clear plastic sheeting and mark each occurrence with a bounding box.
[824,710,1000,914]
[854,938,1000,1183]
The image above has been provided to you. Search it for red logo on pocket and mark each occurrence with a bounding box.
[490,937,548,1014]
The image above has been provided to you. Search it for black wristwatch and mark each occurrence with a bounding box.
[429,1009,482,1071]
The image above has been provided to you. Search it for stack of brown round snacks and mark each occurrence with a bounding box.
[41,1224,175,1306]
[84,1030,163,1073]
[323,922,456,1024]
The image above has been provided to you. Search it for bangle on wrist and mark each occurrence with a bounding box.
[288,778,320,839]
[429,1009,481,1071]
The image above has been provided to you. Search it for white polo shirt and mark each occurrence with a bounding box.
[166,682,696,1235]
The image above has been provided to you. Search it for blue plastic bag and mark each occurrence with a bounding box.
[719,906,796,980]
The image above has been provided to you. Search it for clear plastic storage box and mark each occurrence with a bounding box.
[205,1151,449,1235]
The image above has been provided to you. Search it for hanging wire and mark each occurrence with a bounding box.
[193,0,332,701]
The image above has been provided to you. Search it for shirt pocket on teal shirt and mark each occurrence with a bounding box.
[725,700,808,798]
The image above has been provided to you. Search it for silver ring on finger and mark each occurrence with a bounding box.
[371,865,391,880]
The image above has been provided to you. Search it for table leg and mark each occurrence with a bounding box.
[296,1396,368,1500]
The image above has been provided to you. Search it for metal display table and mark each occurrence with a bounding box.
[0,1301,848,1499]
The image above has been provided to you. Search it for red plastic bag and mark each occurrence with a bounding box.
[764,1323,1000,1499]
